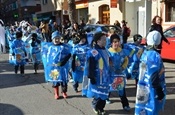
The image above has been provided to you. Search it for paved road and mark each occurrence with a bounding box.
[0,53,175,115]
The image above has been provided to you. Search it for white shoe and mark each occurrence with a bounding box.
[69,79,74,83]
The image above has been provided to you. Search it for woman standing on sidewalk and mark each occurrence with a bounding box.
[148,15,170,54]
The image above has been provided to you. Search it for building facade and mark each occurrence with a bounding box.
[125,0,175,37]
[159,0,175,28]
[75,0,88,24]
[0,0,41,24]
[88,0,124,25]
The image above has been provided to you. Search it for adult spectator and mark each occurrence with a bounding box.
[121,20,129,44]
[149,15,170,54]
[39,20,49,42]
[114,20,121,29]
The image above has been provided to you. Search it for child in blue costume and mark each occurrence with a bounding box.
[30,33,41,74]
[41,41,53,82]
[67,33,79,83]
[127,34,145,86]
[135,31,166,115]
[71,32,90,93]
[46,31,71,99]
[107,34,130,111]
[11,31,27,76]
[123,34,144,80]
[86,32,110,115]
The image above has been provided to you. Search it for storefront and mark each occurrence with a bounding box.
[88,0,124,25]
[75,0,88,24]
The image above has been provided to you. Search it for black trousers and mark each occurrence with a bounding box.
[108,88,129,108]
[92,98,106,111]
[52,82,67,93]
[119,88,129,108]
[15,65,24,74]
[73,81,79,91]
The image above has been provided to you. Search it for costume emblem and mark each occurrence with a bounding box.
[112,77,124,90]
[50,69,59,80]
[91,50,98,57]
[16,54,21,62]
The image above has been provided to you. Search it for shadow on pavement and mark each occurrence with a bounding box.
[0,72,45,89]
[105,108,134,115]
[159,99,175,115]
[166,82,175,95]
[0,55,46,89]
[0,103,24,115]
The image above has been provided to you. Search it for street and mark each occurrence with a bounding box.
[0,53,175,115]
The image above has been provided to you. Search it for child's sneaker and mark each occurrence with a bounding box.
[69,79,74,83]
[62,93,67,98]
[123,106,131,111]
[93,108,99,115]
[106,99,111,104]
[99,109,106,115]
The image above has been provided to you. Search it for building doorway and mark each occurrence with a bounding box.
[99,5,110,24]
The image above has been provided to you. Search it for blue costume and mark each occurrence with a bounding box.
[46,43,71,84]
[31,37,41,63]
[71,43,90,92]
[124,43,145,79]
[86,46,110,100]
[10,39,26,66]
[108,47,127,95]
[10,31,27,75]
[41,42,53,81]
[46,31,72,99]
[135,49,166,115]
[30,33,41,73]
[135,31,166,115]
[107,33,130,110]
[22,34,32,62]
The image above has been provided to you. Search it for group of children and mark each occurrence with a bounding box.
[6,22,166,115]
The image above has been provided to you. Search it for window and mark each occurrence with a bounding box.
[43,0,48,5]
[165,2,175,22]
[164,27,175,37]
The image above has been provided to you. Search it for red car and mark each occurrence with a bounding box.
[141,25,175,61]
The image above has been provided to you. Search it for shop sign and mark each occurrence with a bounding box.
[110,0,118,8]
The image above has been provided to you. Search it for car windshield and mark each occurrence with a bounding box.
[100,26,109,32]
[164,27,175,37]
[102,26,121,34]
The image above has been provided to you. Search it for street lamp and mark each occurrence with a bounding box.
[60,0,64,34]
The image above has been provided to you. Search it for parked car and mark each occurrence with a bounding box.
[141,25,175,61]
[83,24,122,35]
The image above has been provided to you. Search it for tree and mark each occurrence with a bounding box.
[67,0,76,26]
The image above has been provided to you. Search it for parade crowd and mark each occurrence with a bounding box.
[0,16,167,115]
